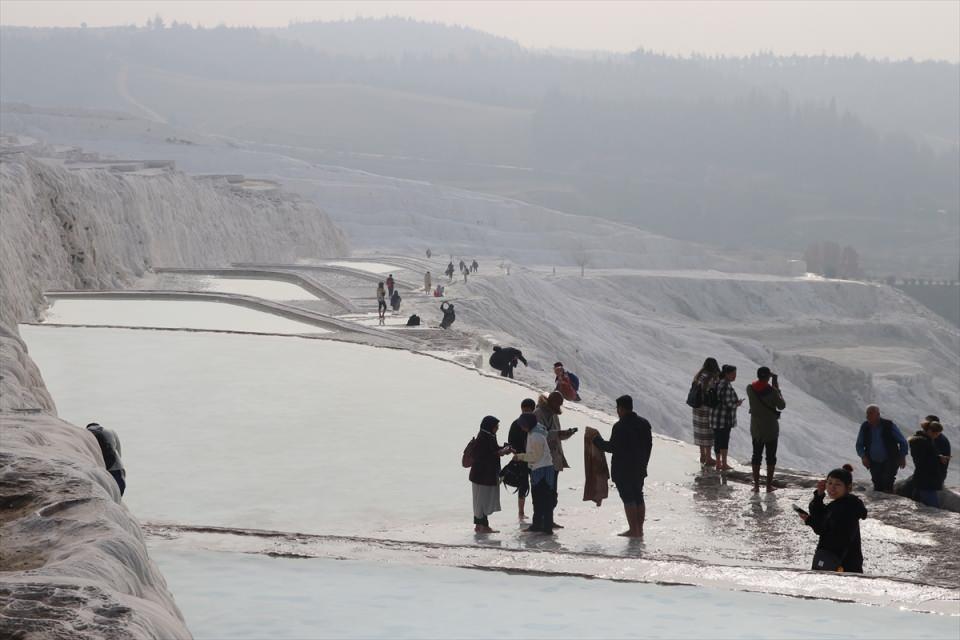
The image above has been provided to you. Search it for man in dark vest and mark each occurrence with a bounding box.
[855,405,908,492]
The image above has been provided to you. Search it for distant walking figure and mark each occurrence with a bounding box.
[446,262,455,281]
[426,248,432,258]
[690,357,720,466]
[86,422,126,496]
[709,364,742,471]
[440,301,456,329]
[855,405,908,492]
[471,259,479,273]
[376,282,387,325]
[424,271,432,294]
[386,274,395,297]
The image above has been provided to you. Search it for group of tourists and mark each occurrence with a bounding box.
[445,259,480,283]
[375,277,403,325]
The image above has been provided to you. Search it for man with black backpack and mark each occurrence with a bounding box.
[86,422,126,496]
[855,405,908,492]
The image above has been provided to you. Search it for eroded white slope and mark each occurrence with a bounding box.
[452,270,959,471]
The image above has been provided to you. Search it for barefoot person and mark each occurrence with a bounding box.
[710,364,743,471]
[797,464,867,573]
[746,366,785,492]
[376,282,387,326]
[691,357,720,466]
[507,398,537,519]
[469,416,513,533]
[592,395,653,537]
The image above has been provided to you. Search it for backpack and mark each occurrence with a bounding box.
[406,314,420,326]
[461,437,477,468]
[685,379,704,408]
[90,428,117,469]
[703,381,720,409]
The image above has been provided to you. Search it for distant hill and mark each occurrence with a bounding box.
[270,17,522,59]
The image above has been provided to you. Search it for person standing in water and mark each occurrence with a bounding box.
[691,357,720,466]
[376,282,387,325]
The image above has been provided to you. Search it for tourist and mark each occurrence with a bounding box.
[797,464,867,573]
[376,282,387,325]
[424,271,432,294]
[507,398,537,519]
[489,346,528,379]
[710,364,742,471]
[746,366,786,492]
[855,405,908,492]
[923,415,952,486]
[536,392,577,527]
[909,421,945,507]
[85,422,126,496]
[390,289,401,312]
[440,301,456,329]
[553,362,581,402]
[592,395,653,537]
[469,416,514,533]
[513,412,555,533]
[386,274,395,297]
[691,357,720,466]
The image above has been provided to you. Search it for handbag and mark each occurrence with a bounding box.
[499,460,528,490]
[685,380,703,408]
[812,548,845,572]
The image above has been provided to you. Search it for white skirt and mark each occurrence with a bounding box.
[472,482,501,518]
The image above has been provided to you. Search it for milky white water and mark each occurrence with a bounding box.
[153,549,960,640]
[40,298,330,334]
[325,261,398,274]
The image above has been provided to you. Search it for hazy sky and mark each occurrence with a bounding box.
[2,0,958,62]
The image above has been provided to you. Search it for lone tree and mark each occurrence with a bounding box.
[572,240,590,277]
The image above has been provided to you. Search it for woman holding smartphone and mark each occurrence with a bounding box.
[796,464,868,573]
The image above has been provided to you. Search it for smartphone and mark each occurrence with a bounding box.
[792,505,808,517]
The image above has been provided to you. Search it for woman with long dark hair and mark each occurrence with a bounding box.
[692,357,720,466]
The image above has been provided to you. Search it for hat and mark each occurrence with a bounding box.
[480,415,500,432]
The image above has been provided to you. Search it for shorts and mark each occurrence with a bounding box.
[713,427,732,452]
[615,478,645,507]
[377,300,387,312]
[751,439,778,466]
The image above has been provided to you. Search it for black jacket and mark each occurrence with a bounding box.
[593,412,653,485]
[489,347,527,370]
[806,492,867,573]
[469,430,503,486]
[909,432,944,491]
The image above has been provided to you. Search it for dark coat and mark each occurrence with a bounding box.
[806,492,867,573]
[592,412,653,485]
[469,430,502,486]
[746,382,785,443]
[490,347,527,370]
[910,432,944,491]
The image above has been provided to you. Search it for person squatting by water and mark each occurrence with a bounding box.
[508,398,537,519]
[797,464,867,573]
[468,416,514,533]
[86,422,126,496]
[710,364,742,471]
[376,281,387,326]
[513,412,556,533]
[691,357,720,466]
[855,404,908,492]
[746,366,785,493]
[489,346,528,379]
[591,395,652,537]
